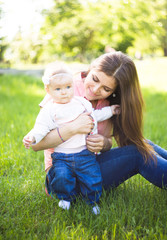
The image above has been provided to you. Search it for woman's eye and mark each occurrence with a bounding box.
[104,87,111,92]
[92,75,98,82]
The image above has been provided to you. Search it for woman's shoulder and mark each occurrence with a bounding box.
[96,99,110,109]
[39,94,52,108]
[73,72,83,85]
[73,72,85,97]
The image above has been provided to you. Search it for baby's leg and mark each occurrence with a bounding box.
[75,150,102,210]
[47,152,77,208]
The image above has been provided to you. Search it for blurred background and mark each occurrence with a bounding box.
[0,0,166,68]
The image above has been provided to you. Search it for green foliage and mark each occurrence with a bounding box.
[0,3,8,62]
[8,30,43,65]
[40,0,102,61]
[3,0,167,64]
[39,0,167,62]
[0,37,8,62]
[0,59,167,239]
[127,0,167,57]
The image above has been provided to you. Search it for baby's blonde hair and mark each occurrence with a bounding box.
[42,61,73,86]
[43,61,72,79]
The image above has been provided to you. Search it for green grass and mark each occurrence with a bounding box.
[0,58,167,240]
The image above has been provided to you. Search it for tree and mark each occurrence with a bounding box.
[9,27,43,64]
[40,0,100,61]
[153,0,167,56]
[0,3,8,62]
[123,0,167,57]
[6,0,166,64]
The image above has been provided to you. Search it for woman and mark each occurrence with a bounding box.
[30,51,167,190]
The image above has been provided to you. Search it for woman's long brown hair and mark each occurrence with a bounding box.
[89,51,155,162]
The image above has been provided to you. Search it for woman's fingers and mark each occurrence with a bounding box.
[86,134,104,152]
[73,112,94,134]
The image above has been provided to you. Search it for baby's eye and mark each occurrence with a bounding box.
[55,88,60,91]
[66,86,71,89]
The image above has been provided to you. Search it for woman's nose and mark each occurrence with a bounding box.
[93,85,100,94]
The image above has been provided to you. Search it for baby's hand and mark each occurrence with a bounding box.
[23,135,35,149]
[111,104,121,115]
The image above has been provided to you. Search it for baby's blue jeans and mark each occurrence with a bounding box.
[46,149,102,204]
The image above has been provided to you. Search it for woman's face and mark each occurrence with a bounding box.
[84,69,117,101]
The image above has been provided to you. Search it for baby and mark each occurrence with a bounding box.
[23,62,120,214]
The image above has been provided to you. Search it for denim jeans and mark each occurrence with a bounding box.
[46,149,102,204]
[97,141,167,189]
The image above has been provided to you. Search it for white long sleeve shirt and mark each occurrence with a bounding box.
[31,96,113,153]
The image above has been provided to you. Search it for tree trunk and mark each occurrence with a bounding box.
[164,47,167,56]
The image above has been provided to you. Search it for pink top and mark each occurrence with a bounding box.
[41,73,112,171]
[74,73,111,136]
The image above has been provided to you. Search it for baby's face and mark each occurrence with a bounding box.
[48,75,74,104]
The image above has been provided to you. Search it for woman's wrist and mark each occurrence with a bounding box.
[66,121,78,135]
[101,136,112,152]
[32,123,75,151]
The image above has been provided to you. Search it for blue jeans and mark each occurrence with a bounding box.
[46,149,102,204]
[97,141,167,189]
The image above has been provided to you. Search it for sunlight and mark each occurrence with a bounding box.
[1,0,53,40]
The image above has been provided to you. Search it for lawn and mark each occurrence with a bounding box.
[0,58,167,240]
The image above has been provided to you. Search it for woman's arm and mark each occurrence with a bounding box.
[31,112,94,151]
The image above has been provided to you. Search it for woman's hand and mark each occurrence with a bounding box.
[70,111,94,135]
[31,111,94,151]
[86,134,112,153]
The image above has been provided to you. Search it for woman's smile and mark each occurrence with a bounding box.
[88,86,100,97]
[84,69,117,101]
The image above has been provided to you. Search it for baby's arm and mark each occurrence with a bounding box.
[94,104,120,122]
[23,104,56,149]
[111,104,120,116]
[23,132,36,149]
